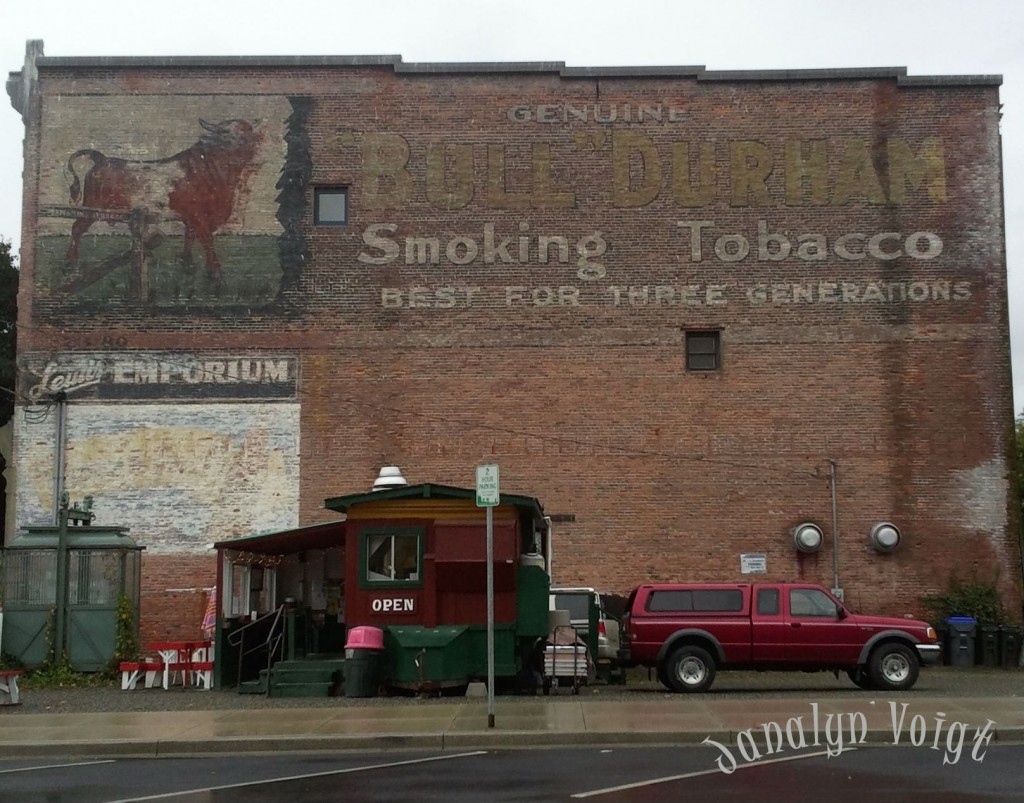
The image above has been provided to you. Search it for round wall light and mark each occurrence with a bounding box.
[870,522,901,553]
[793,522,824,553]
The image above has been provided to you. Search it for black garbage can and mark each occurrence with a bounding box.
[976,624,1000,667]
[935,623,949,664]
[344,648,382,698]
[945,616,977,668]
[343,625,385,698]
[999,625,1022,669]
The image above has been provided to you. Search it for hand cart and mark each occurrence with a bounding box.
[542,625,590,695]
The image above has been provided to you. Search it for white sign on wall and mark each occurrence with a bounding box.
[740,553,767,574]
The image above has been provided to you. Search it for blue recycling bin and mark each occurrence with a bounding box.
[945,616,977,668]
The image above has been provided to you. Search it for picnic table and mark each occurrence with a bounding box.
[118,641,214,691]
[0,669,23,705]
[150,640,214,690]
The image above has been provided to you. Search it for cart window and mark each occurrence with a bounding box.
[365,531,421,584]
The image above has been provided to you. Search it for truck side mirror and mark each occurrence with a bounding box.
[837,607,848,620]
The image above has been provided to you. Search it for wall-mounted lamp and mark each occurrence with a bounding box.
[870,522,901,553]
[793,522,824,553]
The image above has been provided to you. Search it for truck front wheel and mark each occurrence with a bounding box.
[846,667,875,690]
[664,646,716,693]
[867,643,919,691]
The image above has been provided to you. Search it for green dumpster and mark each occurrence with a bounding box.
[999,625,1022,668]
[977,625,1000,667]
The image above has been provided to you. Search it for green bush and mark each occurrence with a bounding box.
[112,594,140,665]
[920,575,1008,625]
[23,658,113,689]
[0,651,24,671]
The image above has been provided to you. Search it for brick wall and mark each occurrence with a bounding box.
[10,57,1020,633]
[139,553,217,647]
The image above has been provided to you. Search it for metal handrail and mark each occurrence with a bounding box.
[228,605,286,691]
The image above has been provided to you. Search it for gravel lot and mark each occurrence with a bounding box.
[6,666,1022,716]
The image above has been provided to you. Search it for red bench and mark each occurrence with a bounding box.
[0,669,23,705]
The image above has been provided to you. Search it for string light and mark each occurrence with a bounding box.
[233,551,283,568]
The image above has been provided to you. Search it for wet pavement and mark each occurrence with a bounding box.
[1,667,1021,758]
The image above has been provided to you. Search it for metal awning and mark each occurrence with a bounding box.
[213,520,344,555]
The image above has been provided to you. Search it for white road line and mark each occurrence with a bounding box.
[571,748,857,798]
[108,750,489,802]
[0,760,116,775]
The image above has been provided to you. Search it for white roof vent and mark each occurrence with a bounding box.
[372,465,408,491]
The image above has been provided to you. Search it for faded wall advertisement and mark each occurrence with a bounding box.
[15,351,301,551]
[14,402,300,552]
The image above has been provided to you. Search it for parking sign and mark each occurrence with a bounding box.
[476,464,499,507]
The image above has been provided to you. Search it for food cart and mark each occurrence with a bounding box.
[213,471,552,696]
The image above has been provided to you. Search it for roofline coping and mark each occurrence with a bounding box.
[12,54,1002,87]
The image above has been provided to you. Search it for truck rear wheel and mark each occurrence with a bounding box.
[664,645,716,693]
[868,643,919,691]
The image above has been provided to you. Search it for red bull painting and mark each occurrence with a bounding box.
[34,96,309,307]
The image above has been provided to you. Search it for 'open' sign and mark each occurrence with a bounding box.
[371,597,415,613]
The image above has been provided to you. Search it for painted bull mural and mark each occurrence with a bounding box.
[64,118,262,280]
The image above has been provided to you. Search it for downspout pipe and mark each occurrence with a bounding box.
[829,459,840,595]
[52,391,67,525]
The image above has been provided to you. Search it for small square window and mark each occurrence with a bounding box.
[365,532,420,584]
[314,188,348,225]
[685,330,721,371]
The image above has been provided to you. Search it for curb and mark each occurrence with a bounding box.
[5,727,1024,759]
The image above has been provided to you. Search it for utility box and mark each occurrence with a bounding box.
[1,526,142,671]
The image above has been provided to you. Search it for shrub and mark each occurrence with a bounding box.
[920,574,1008,625]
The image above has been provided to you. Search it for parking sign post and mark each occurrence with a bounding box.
[476,464,499,728]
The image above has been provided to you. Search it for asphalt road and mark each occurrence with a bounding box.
[1,744,1020,802]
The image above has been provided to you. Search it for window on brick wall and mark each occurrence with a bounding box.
[685,330,721,371]
[314,187,348,225]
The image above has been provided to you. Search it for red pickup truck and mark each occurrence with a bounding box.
[622,583,941,693]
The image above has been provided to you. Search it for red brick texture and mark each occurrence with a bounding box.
[11,58,1021,633]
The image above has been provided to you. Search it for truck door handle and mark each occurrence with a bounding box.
[790,622,802,628]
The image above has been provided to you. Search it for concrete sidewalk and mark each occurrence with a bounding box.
[2,693,1022,758]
